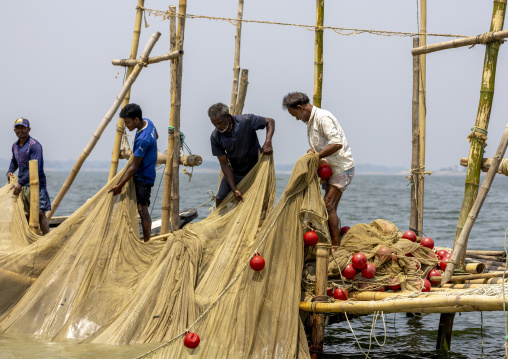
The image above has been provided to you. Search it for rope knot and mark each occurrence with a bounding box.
[137,59,148,67]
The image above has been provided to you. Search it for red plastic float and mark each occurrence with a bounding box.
[402,230,417,242]
[420,237,434,249]
[184,332,200,349]
[303,230,319,246]
[342,263,357,280]
[340,226,350,235]
[333,288,349,300]
[317,164,332,179]
[428,269,441,284]
[250,254,265,271]
[361,263,377,279]
[421,279,431,292]
[351,252,368,269]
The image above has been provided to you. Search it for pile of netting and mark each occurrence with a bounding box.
[0,153,333,358]
[302,220,441,301]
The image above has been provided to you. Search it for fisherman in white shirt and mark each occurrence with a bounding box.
[282,92,355,250]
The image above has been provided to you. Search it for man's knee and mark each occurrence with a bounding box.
[137,205,150,220]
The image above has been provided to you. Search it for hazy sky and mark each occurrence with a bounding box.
[1,1,506,172]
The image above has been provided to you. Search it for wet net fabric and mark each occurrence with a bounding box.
[0,153,330,358]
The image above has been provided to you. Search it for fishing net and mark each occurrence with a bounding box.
[0,153,332,358]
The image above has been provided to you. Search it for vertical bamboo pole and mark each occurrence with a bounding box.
[436,313,455,350]
[417,0,427,234]
[454,0,506,267]
[108,0,145,181]
[234,69,249,115]
[47,32,161,220]
[313,0,324,108]
[28,160,39,234]
[229,0,244,115]
[410,38,420,235]
[170,0,187,232]
[310,243,328,359]
[161,6,177,234]
[442,124,508,284]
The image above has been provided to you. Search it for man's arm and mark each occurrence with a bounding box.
[317,144,342,159]
[217,155,244,202]
[109,156,143,196]
[261,117,275,155]
[7,151,17,182]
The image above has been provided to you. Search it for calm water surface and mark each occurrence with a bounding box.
[2,169,507,358]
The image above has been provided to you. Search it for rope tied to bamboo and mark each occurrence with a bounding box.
[137,59,148,67]
[467,126,488,142]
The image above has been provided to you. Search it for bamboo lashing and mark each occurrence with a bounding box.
[412,29,508,55]
[119,149,202,167]
[28,160,39,234]
[460,156,508,175]
[47,32,161,220]
[161,6,177,235]
[453,1,507,269]
[108,0,145,181]
[229,0,244,115]
[111,50,183,66]
[443,124,508,285]
[313,0,324,109]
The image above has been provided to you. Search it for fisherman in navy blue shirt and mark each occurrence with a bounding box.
[208,102,275,207]
[7,117,51,234]
[109,104,158,242]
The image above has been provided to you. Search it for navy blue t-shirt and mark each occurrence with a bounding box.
[8,136,47,188]
[210,114,266,176]
[133,118,158,184]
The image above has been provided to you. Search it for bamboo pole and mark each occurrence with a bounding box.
[161,6,177,234]
[487,265,508,271]
[467,253,504,261]
[467,250,506,257]
[111,50,183,66]
[310,243,329,359]
[313,0,324,108]
[300,295,508,314]
[412,29,508,56]
[453,1,507,268]
[436,313,454,351]
[432,271,505,282]
[410,38,421,236]
[119,150,202,166]
[465,277,508,284]
[461,156,508,174]
[170,0,187,233]
[443,124,508,284]
[417,0,427,235]
[442,283,491,289]
[478,260,506,267]
[229,0,244,114]
[233,69,249,115]
[465,262,486,273]
[47,32,161,220]
[108,0,145,181]
[28,160,39,234]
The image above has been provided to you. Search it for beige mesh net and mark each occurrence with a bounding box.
[0,153,333,358]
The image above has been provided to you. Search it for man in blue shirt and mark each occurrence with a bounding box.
[109,104,158,242]
[209,102,275,207]
[7,117,51,234]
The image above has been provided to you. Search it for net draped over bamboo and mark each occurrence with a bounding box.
[0,153,334,358]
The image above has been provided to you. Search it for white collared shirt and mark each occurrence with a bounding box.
[307,106,355,175]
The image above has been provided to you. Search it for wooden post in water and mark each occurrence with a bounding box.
[313,0,324,108]
[229,0,244,115]
[47,32,161,220]
[28,160,39,234]
[409,38,420,235]
[108,0,145,181]
[454,0,506,268]
[310,243,329,359]
[417,0,427,234]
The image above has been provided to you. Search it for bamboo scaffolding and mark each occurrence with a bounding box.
[310,243,329,359]
[313,0,324,108]
[453,1,507,268]
[444,124,508,284]
[111,50,183,66]
[234,69,249,115]
[412,29,508,56]
[119,150,202,166]
[108,0,145,181]
[47,32,161,220]
[410,38,421,236]
[300,295,508,314]
[28,160,39,234]
[161,6,177,235]
[229,0,244,115]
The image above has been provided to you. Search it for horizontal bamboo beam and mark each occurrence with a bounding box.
[467,254,504,261]
[119,149,202,167]
[442,283,491,289]
[465,262,485,274]
[412,29,508,55]
[487,265,508,271]
[300,295,508,314]
[112,49,183,66]
[430,271,505,282]
[465,277,508,284]
[466,250,506,257]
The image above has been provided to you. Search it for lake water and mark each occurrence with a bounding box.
[2,169,507,358]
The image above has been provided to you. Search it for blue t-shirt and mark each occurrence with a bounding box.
[7,136,47,188]
[133,118,158,184]
[210,114,266,176]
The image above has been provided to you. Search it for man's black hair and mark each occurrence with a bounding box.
[208,102,229,120]
[282,92,310,109]
[120,103,142,120]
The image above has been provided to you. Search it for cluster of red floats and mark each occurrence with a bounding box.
[326,228,453,300]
